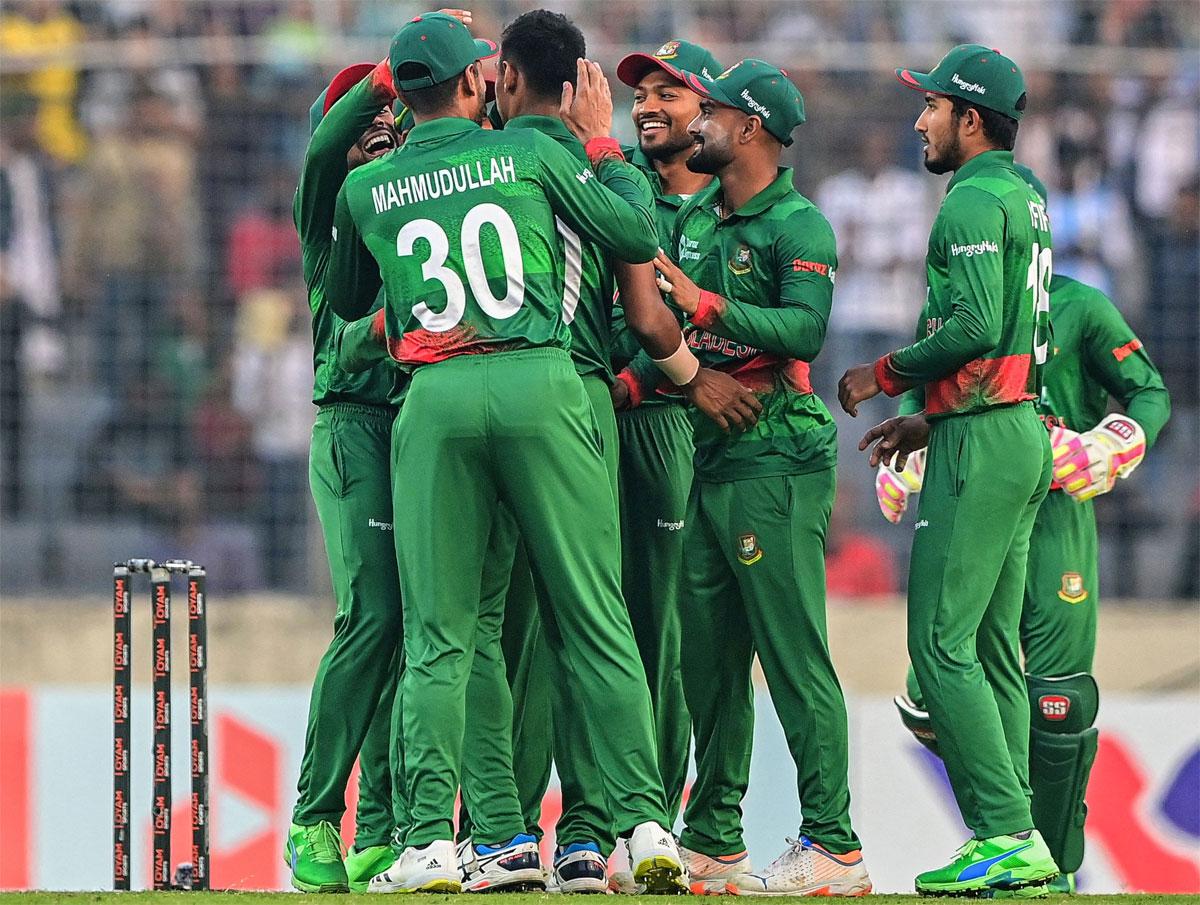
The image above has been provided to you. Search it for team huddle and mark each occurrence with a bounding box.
[285,7,1171,899]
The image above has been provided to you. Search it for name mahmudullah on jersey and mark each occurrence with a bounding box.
[371,156,518,213]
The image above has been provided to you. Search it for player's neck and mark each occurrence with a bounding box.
[654,153,711,197]
[510,97,562,121]
[718,156,778,214]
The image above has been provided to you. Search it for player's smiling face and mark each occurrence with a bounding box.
[916,93,963,175]
[633,69,701,160]
[686,97,739,174]
[348,107,398,169]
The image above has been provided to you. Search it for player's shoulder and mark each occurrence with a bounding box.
[1051,273,1124,325]
[774,192,836,246]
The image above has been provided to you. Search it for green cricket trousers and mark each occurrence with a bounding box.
[908,401,1051,840]
[680,466,861,857]
[294,402,403,848]
[392,349,669,848]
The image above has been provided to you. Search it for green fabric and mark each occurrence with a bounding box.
[293,405,403,837]
[908,402,1050,839]
[897,44,1027,120]
[391,348,667,847]
[680,467,859,855]
[671,167,838,482]
[505,114,626,385]
[1038,274,1170,445]
[326,118,657,358]
[388,13,495,91]
[616,403,694,820]
[297,76,395,407]
[684,59,806,143]
[883,150,1052,418]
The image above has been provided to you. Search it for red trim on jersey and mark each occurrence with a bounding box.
[724,354,812,395]
[369,308,386,345]
[584,138,625,166]
[1112,338,1143,362]
[875,354,908,397]
[692,290,725,329]
[614,368,645,408]
[924,352,1036,415]
[387,325,495,364]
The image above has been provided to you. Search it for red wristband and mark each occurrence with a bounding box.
[370,58,397,101]
[615,369,644,409]
[693,290,724,328]
[874,354,908,397]
[369,308,387,344]
[584,137,625,166]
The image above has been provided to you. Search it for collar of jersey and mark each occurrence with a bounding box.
[504,114,577,145]
[693,165,794,220]
[403,116,483,145]
[947,149,1015,193]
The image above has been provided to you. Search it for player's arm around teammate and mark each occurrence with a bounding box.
[646,60,871,898]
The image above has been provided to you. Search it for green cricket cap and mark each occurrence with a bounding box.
[896,43,1027,120]
[679,59,805,147]
[616,39,723,88]
[389,12,498,92]
[1014,163,1048,202]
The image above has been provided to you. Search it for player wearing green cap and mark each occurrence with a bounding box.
[326,11,699,894]
[646,60,871,897]
[284,57,408,895]
[887,165,1171,895]
[839,45,1061,896]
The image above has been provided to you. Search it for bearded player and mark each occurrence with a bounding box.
[885,164,1171,894]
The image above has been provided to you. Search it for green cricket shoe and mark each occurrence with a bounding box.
[286,821,349,893]
[915,830,1059,897]
[345,844,396,892]
[1046,872,1075,894]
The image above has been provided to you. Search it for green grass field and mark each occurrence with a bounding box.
[2,895,1199,905]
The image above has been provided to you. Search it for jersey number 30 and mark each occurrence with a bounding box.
[1026,243,1052,365]
[397,203,525,332]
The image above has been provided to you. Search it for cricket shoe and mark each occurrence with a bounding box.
[627,821,690,894]
[368,839,461,893]
[915,830,1058,898]
[727,837,870,896]
[346,844,396,892]
[549,841,609,894]
[457,833,546,892]
[608,836,646,894]
[681,845,753,895]
[285,820,349,893]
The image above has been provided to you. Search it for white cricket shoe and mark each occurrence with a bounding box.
[726,837,871,897]
[608,836,646,894]
[681,844,753,895]
[549,841,609,894]
[368,839,461,893]
[457,833,546,892]
[627,821,689,894]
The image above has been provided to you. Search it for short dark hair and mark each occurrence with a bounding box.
[500,9,585,101]
[396,63,462,115]
[950,95,1019,151]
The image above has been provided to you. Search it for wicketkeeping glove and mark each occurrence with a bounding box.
[1051,413,1147,502]
[875,448,926,525]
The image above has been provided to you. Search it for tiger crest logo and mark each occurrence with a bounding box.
[729,244,752,276]
[737,533,762,565]
[1057,572,1088,604]
[655,41,680,59]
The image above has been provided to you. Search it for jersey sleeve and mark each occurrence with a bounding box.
[879,186,1006,392]
[691,207,836,361]
[334,307,390,374]
[535,135,658,265]
[1083,294,1171,447]
[326,182,383,321]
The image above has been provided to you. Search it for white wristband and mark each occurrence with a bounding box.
[652,336,701,386]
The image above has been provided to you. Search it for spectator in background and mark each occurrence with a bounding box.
[1146,175,1199,407]
[826,489,897,600]
[61,80,203,397]
[231,285,313,591]
[226,170,302,297]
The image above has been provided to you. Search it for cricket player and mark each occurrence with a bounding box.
[838,45,1060,896]
[325,12,698,894]
[886,165,1171,894]
[645,60,871,896]
[286,59,408,894]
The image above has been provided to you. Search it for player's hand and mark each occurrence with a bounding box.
[859,414,930,469]
[653,250,700,315]
[560,59,613,144]
[838,363,882,416]
[1052,414,1147,502]
[875,448,926,524]
[436,8,473,24]
[682,368,762,433]
[610,377,631,411]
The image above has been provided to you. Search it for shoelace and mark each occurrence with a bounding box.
[306,821,346,864]
[953,838,982,862]
[763,837,810,872]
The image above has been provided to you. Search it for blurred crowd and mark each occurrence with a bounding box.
[0,0,1196,597]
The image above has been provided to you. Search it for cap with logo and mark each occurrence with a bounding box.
[389,11,498,92]
[679,59,806,147]
[896,44,1027,120]
[616,39,723,88]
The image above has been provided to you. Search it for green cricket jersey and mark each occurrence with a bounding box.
[505,114,634,385]
[297,75,395,406]
[877,150,1053,419]
[325,117,658,364]
[671,167,839,483]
